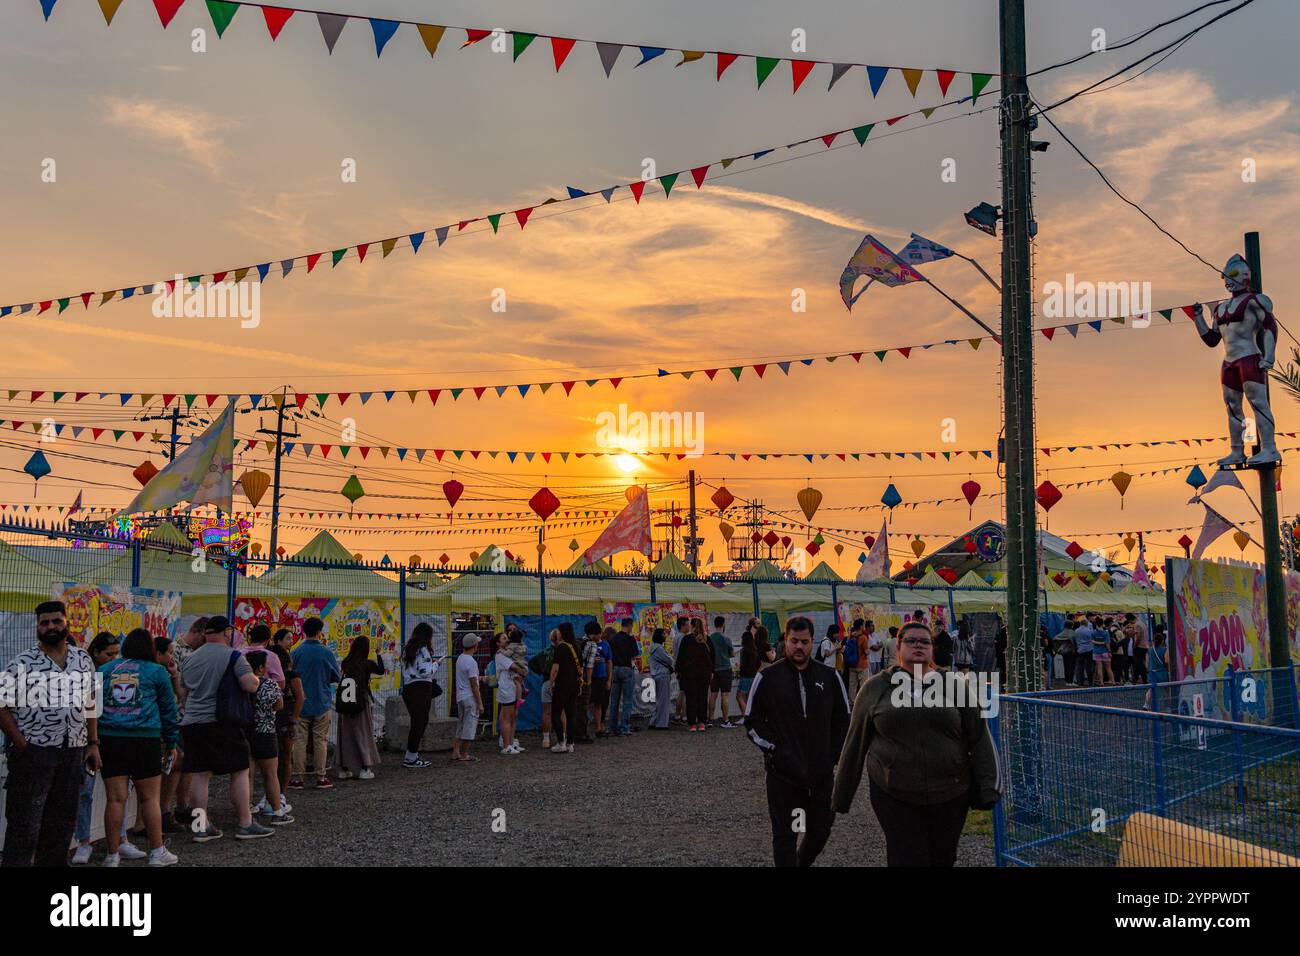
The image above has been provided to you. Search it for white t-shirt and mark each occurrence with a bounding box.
[818,639,837,666]
[494,650,517,704]
[455,653,481,706]
[868,634,884,664]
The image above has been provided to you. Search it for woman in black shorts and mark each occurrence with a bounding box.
[96,629,180,866]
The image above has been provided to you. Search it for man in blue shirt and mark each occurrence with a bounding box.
[1071,617,1095,687]
[289,618,341,790]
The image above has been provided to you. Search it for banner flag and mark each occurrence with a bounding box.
[116,403,235,517]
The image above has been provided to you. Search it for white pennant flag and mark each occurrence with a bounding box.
[858,520,890,581]
[1191,501,1235,560]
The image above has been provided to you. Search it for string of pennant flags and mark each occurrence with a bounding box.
[0,301,1234,406]
[1,93,996,319]
[40,1,997,99]
[2,413,1290,464]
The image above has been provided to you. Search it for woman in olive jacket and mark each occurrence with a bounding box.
[831,620,1000,866]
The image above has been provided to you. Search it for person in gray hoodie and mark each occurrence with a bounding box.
[647,629,674,729]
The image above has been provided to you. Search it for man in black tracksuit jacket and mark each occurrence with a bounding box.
[744,616,851,867]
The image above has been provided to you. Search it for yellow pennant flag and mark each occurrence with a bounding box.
[677,50,705,66]
[901,68,924,96]
[98,0,126,25]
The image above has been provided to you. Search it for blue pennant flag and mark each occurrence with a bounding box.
[867,66,890,96]
[369,19,400,57]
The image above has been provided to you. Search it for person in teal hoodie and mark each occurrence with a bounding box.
[97,628,180,867]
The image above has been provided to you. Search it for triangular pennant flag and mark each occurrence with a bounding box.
[971,73,993,102]
[551,36,576,71]
[98,0,126,25]
[659,172,679,197]
[317,12,346,53]
[487,214,502,233]
[153,0,185,29]
[936,69,956,96]
[791,59,815,93]
[408,231,425,253]
[599,187,616,203]
[40,0,58,22]
[331,249,346,267]
[463,28,491,47]
[515,207,533,229]
[434,226,449,247]
[717,52,739,79]
[281,259,295,277]
[205,1,239,37]
[417,23,445,56]
[629,181,646,203]
[381,238,398,258]
[512,31,536,61]
[853,124,874,145]
[677,50,705,67]
[901,68,923,96]
[828,62,852,90]
[867,65,890,96]
[636,46,666,66]
[756,56,780,88]
[369,19,400,57]
[260,5,293,40]
[690,165,709,188]
[596,42,622,77]
[355,243,370,263]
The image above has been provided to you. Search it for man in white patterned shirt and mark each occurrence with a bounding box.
[0,601,100,867]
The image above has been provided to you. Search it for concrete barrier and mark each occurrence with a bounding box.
[382,697,457,753]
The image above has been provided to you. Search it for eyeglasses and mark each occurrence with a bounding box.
[900,638,932,647]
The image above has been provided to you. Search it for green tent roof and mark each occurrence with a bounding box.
[651,553,697,579]
[803,561,844,583]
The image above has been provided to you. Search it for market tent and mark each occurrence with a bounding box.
[253,530,400,600]
[548,556,650,606]
[891,568,957,608]
[951,570,1004,612]
[739,559,835,612]
[803,561,844,583]
[82,523,247,613]
[647,554,755,611]
[423,545,596,616]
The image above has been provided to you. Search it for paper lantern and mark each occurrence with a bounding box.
[1122,534,1137,554]
[903,560,914,571]
[529,486,560,522]
[439,553,450,565]
[1065,541,1084,562]
[251,542,262,556]
[763,530,780,548]
[937,567,958,584]
[864,535,876,549]
[780,535,792,549]
[24,451,51,491]
[625,485,644,503]
[568,538,579,552]
[751,531,762,543]
[834,543,844,558]
[911,537,925,558]
[341,475,365,511]
[409,554,421,567]
[1035,480,1062,512]
[1110,470,1132,509]
[1233,530,1250,552]
[711,486,734,511]
[1186,465,1207,491]
[671,515,683,528]
[239,469,271,508]
[719,521,735,544]
[1177,535,1193,555]
[352,553,363,562]
[132,459,158,487]
[469,551,481,563]
[805,541,820,557]
[963,536,977,554]
[276,546,286,557]
[960,479,980,518]
[442,478,464,509]
[797,486,823,523]
[881,484,902,510]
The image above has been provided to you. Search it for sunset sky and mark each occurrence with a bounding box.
[2,0,1298,574]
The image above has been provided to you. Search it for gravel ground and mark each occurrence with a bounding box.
[167,723,993,867]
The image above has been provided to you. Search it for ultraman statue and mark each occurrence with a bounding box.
[1192,254,1281,467]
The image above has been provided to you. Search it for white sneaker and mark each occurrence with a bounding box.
[550,742,569,753]
[507,743,524,754]
[358,769,375,780]
[542,735,551,748]
[148,846,179,867]
[279,795,293,814]
[71,843,93,865]
[117,842,147,861]
[252,797,271,815]
[500,746,517,755]
[567,743,576,753]
[102,852,120,867]
[337,770,354,780]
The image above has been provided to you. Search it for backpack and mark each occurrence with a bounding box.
[842,633,860,667]
[334,671,367,715]
[528,646,554,677]
[215,651,254,728]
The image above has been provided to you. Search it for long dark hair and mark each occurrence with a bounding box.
[342,636,371,674]
[120,628,156,662]
[557,621,577,648]
[404,622,433,666]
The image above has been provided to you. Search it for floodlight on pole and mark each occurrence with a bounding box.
[965,202,1001,237]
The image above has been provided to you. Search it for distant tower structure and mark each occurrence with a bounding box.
[726,500,768,570]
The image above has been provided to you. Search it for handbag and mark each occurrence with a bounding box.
[334,668,367,716]
[215,651,254,728]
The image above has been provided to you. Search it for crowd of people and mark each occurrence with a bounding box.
[1043,613,1166,688]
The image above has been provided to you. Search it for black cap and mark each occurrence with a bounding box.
[205,616,231,634]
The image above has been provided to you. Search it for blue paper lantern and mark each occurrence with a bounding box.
[857,551,867,563]
[1186,465,1207,490]
[24,451,51,491]
[881,483,902,510]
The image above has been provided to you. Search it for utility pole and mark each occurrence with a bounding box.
[687,469,699,573]
[1244,233,1292,722]
[999,0,1041,693]
[168,404,180,461]
[257,388,297,569]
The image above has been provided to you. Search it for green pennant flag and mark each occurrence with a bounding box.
[852,124,874,145]
[971,73,993,103]
[875,351,887,362]
[450,388,463,400]
[942,451,951,460]
[512,32,536,61]
[488,214,502,233]
[331,249,346,266]
[184,394,196,407]
[57,298,70,313]
[453,450,465,459]
[680,370,694,380]
[1159,309,1173,322]
[659,172,679,197]
[112,430,124,441]
[316,393,329,407]
[186,275,201,288]
[339,446,350,459]
[729,367,744,380]
[756,57,780,88]
[205,1,239,38]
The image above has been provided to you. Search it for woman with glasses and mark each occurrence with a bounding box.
[832,621,1000,866]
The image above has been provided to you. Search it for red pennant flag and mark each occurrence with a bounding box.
[515,207,533,229]
[688,165,710,188]
[205,394,218,407]
[1041,327,1055,340]
[262,6,294,40]
[609,378,623,389]
[791,60,815,93]
[153,0,185,28]
[38,301,52,314]
[359,447,371,459]
[754,364,767,378]
[473,387,487,400]
[717,52,739,79]
[75,393,87,402]
[463,28,492,46]
[1182,305,1197,320]
[551,36,576,71]
[898,347,912,358]
[92,428,104,440]
[629,181,646,203]
[886,115,906,126]
[356,243,369,263]
[294,393,308,409]
[320,445,332,458]
[704,369,718,380]
[306,253,322,272]
[821,133,838,147]
[561,381,576,395]
[80,292,93,308]
[337,392,350,405]
[936,69,956,96]
[427,389,440,404]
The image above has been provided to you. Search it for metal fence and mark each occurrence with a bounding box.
[993,670,1300,866]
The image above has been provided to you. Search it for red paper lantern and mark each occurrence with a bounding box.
[960,479,980,517]
[442,479,464,509]
[780,535,792,549]
[1178,534,1193,554]
[937,567,958,584]
[763,530,779,548]
[529,487,560,522]
[805,541,820,557]
[903,560,914,571]
[1065,541,1084,561]
[671,515,683,528]
[133,460,159,487]
[438,553,450,565]
[1036,480,1063,512]
[864,535,876,549]
[751,531,762,543]
[710,486,735,511]
[963,536,977,553]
